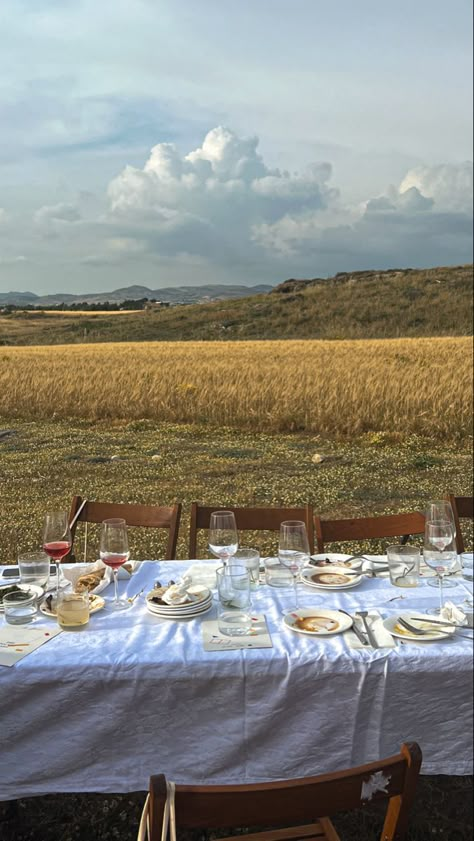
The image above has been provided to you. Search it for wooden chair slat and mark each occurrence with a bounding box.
[189,503,314,557]
[148,743,422,841]
[217,823,329,841]
[67,496,181,560]
[448,495,474,553]
[314,512,426,552]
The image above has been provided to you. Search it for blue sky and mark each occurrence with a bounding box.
[0,0,472,294]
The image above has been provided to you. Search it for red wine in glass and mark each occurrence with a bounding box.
[100,553,129,571]
[42,512,72,595]
[43,541,71,561]
[100,519,130,610]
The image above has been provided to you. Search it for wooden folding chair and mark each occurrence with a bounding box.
[448,495,474,553]
[147,742,422,841]
[67,496,182,561]
[188,503,314,558]
[314,512,426,553]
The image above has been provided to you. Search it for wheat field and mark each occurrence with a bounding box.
[0,337,472,438]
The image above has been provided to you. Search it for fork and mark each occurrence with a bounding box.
[356,611,379,648]
[398,616,473,640]
[127,586,146,604]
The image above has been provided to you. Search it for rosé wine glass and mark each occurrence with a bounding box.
[43,511,72,596]
[100,518,130,611]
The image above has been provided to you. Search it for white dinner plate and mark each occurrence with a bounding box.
[308,553,362,570]
[146,587,211,610]
[383,613,456,642]
[0,583,44,611]
[283,608,353,636]
[146,598,213,617]
[39,593,105,617]
[300,566,363,590]
[146,601,213,620]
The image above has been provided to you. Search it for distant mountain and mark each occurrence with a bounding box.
[0,283,273,307]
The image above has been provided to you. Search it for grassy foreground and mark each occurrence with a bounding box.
[0,337,472,439]
[0,419,472,839]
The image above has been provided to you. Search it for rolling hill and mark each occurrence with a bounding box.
[0,264,472,345]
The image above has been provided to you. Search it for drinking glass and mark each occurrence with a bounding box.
[3,589,37,625]
[424,519,457,615]
[278,520,310,610]
[43,512,72,596]
[460,552,474,582]
[18,551,50,588]
[99,518,130,611]
[229,548,260,590]
[425,501,458,589]
[216,565,252,636]
[56,589,90,630]
[208,511,238,566]
[386,545,420,588]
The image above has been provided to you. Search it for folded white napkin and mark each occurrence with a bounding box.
[345,610,396,649]
[183,562,221,590]
[440,601,467,626]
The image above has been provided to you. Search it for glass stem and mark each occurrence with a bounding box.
[439,573,444,612]
[55,562,60,596]
[113,569,119,604]
[293,574,298,609]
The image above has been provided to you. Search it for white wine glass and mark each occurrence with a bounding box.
[424,519,457,615]
[100,518,131,611]
[278,520,312,611]
[208,511,238,566]
[425,501,458,590]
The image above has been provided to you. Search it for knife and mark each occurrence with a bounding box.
[356,611,379,648]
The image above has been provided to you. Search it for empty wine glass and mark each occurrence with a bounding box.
[425,501,458,590]
[43,511,72,596]
[100,518,131,611]
[278,520,311,610]
[424,519,457,615]
[208,511,238,566]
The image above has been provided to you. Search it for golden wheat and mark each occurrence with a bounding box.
[0,338,471,438]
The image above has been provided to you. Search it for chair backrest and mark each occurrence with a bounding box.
[314,512,426,553]
[148,742,422,841]
[188,503,314,558]
[448,495,474,553]
[67,496,182,561]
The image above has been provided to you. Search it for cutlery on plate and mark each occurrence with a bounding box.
[404,616,474,639]
[397,617,439,635]
[337,609,369,645]
[356,611,379,648]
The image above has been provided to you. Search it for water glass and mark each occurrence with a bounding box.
[264,557,293,587]
[386,545,420,588]
[230,548,260,590]
[216,565,251,636]
[19,551,50,588]
[56,590,90,630]
[461,552,474,582]
[3,590,38,625]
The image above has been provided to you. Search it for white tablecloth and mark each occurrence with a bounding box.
[0,561,472,800]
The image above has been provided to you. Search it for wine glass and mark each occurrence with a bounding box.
[208,511,238,566]
[424,519,457,616]
[43,511,72,596]
[99,518,131,611]
[425,501,458,590]
[278,520,311,611]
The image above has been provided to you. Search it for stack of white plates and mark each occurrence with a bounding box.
[146,587,213,620]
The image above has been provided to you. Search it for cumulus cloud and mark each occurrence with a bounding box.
[107,126,338,259]
[34,203,81,225]
[399,162,473,212]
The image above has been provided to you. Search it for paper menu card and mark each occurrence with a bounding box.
[0,625,62,667]
[202,614,272,651]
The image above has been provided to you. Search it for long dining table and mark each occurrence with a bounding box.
[0,559,472,801]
